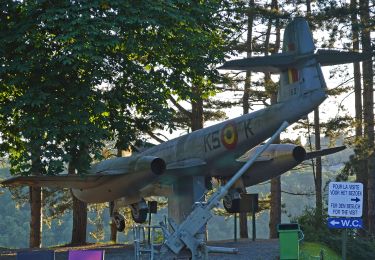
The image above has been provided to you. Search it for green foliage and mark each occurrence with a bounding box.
[300,242,341,260]
[0,0,241,174]
[0,1,244,247]
[88,204,106,242]
[295,208,375,260]
[0,191,29,247]
[339,139,371,182]
[323,115,353,144]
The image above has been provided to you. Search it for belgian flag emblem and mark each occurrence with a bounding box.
[221,123,238,150]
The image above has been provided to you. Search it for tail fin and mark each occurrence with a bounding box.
[219,17,370,102]
[278,18,326,102]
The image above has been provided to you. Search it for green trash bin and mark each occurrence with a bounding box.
[277,223,304,260]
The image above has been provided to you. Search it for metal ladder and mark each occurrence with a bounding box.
[133,224,165,260]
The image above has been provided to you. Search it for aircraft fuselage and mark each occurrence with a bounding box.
[143,89,326,175]
[72,88,326,203]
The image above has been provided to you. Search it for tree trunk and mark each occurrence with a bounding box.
[351,0,367,234]
[109,201,117,243]
[239,0,255,239]
[269,176,281,238]
[29,150,43,248]
[268,0,281,239]
[243,73,251,115]
[351,0,362,139]
[69,162,87,245]
[368,154,375,234]
[191,85,204,131]
[29,187,42,248]
[359,0,375,235]
[243,0,254,115]
[269,91,281,239]
[71,195,87,245]
[109,149,124,243]
[314,108,322,217]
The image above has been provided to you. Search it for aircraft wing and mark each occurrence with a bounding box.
[166,158,207,170]
[0,173,124,189]
[1,155,167,190]
[304,146,346,160]
[161,158,207,179]
[0,157,133,189]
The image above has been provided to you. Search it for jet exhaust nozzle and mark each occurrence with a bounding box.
[240,144,308,187]
[293,146,306,162]
[134,156,166,176]
[151,158,166,175]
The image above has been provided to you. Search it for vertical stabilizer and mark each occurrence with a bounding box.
[278,18,327,102]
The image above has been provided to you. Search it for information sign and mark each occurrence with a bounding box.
[328,182,363,217]
[327,217,363,229]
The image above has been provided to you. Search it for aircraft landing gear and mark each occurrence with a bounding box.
[113,212,125,232]
[131,199,148,223]
[223,189,241,213]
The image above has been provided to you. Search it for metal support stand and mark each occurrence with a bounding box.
[252,195,256,241]
[160,121,289,260]
[234,213,237,242]
[342,228,347,260]
[148,212,152,245]
[134,224,165,260]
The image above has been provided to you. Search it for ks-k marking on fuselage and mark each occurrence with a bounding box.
[2,17,363,207]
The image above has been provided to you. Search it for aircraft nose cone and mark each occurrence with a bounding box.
[293,146,306,162]
[151,158,166,175]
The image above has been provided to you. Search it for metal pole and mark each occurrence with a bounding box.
[252,197,256,241]
[342,228,347,260]
[148,213,152,245]
[234,213,237,242]
[207,246,238,254]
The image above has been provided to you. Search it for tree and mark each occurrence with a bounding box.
[359,0,375,235]
[350,0,368,235]
[305,0,323,219]
[268,0,282,239]
[1,0,243,246]
[0,1,61,247]
[239,0,255,239]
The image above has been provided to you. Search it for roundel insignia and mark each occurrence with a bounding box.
[221,122,238,150]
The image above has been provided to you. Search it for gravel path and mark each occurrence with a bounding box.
[0,239,279,259]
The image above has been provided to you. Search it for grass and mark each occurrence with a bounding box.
[300,242,341,260]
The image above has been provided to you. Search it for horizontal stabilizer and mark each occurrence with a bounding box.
[316,49,373,66]
[219,51,371,72]
[0,174,122,189]
[218,53,296,73]
[304,146,346,161]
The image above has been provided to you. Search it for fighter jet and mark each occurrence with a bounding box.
[1,18,364,231]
